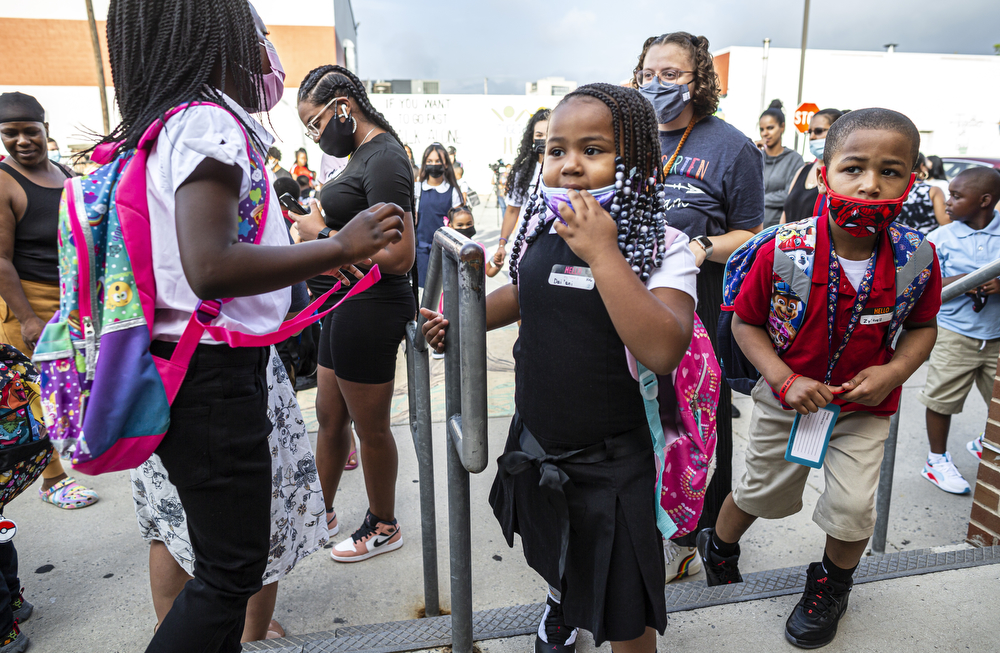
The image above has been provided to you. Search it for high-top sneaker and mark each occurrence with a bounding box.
[535,592,578,653]
[696,528,743,587]
[10,589,31,624]
[664,539,702,583]
[0,623,28,653]
[785,561,852,649]
[330,510,402,563]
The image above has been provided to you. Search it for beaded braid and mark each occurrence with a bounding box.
[509,83,667,286]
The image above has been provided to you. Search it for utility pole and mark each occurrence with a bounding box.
[760,38,771,115]
[85,0,110,135]
[794,0,810,152]
[484,77,488,95]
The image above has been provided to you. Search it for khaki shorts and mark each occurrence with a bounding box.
[733,378,890,542]
[918,327,1000,415]
[0,279,60,355]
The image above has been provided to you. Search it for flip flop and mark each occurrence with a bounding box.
[39,477,99,510]
[344,448,359,471]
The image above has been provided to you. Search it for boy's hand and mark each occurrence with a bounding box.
[836,365,900,406]
[420,307,448,353]
[970,278,1000,296]
[333,202,405,262]
[784,376,841,415]
[552,190,619,266]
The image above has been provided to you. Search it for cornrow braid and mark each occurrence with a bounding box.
[102,0,267,156]
[298,65,405,151]
[509,83,667,285]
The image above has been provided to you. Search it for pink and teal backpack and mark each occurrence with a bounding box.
[32,103,378,475]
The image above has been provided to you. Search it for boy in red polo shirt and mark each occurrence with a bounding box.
[701,108,941,649]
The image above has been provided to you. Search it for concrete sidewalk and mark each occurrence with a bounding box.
[6,203,993,652]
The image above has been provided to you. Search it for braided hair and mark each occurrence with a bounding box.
[505,108,550,205]
[298,65,405,150]
[509,83,667,286]
[102,0,267,155]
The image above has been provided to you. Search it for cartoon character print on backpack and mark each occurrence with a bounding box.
[237,156,268,244]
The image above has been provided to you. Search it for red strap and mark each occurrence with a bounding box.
[778,373,802,404]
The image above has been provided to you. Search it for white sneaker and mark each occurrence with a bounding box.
[664,538,702,583]
[967,434,985,461]
[921,452,971,495]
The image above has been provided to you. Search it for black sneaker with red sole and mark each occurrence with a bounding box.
[696,527,744,587]
[784,562,852,649]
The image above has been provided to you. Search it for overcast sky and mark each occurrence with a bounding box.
[352,0,1000,94]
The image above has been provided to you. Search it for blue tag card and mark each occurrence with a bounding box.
[785,404,841,469]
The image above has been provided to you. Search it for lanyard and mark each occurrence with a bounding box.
[825,225,878,384]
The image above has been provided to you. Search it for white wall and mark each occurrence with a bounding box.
[718,46,1000,160]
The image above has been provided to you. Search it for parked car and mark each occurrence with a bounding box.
[942,157,1000,180]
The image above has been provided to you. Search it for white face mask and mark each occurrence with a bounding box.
[47,150,61,163]
[809,138,825,161]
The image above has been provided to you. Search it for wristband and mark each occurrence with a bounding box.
[498,237,508,245]
[778,373,802,404]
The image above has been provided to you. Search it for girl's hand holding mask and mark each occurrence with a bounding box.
[553,190,620,267]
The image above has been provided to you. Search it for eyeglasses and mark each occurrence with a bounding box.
[635,68,694,87]
[305,97,339,140]
[809,127,829,138]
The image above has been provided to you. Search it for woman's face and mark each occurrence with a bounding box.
[533,120,549,141]
[297,96,351,144]
[641,43,696,90]
[758,115,783,148]
[809,114,832,141]
[542,97,617,190]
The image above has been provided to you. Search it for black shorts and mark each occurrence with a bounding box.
[317,289,415,384]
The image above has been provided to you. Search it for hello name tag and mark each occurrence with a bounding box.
[549,265,595,290]
[860,306,893,325]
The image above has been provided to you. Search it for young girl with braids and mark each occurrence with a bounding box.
[422,83,698,653]
[293,65,417,564]
[101,2,404,650]
[632,32,764,580]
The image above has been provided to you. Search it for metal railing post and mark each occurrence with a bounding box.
[941,258,1000,304]
[872,410,901,554]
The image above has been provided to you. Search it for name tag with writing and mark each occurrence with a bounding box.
[548,265,595,290]
[860,306,893,325]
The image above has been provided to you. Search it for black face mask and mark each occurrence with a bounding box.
[454,226,476,239]
[532,138,546,154]
[318,111,356,157]
[425,164,445,178]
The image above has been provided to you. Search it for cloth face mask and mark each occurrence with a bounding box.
[533,138,546,154]
[538,179,617,222]
[260,40,286,111]
[318,102,357,157]
[820,167,916,236]
[425,164,445,178]
[809,138,825,161]
[637,79,691,124]
[454,226,476,239]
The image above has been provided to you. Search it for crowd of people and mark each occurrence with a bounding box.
[0,2,997,653]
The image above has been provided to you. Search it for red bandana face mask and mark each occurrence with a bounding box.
[820,167,916,237]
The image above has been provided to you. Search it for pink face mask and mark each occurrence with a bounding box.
[260,39,285,111]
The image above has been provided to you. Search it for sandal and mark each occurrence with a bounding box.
[344,448,359,471]
[39,477,99,510]
[266,619,285,639]
[327,508,339,536]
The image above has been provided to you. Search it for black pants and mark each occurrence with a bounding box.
[147,343,272,653]
[0,542,19,634]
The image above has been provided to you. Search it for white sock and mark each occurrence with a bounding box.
[928,451,947,464]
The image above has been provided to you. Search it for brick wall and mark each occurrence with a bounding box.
[967,355,1000,546]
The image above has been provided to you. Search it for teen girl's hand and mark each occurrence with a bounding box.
[292,199,327,241]
[783,376,842,415]
[836,365,901,407]
[552,190,619,266]
[333,202,405,263]
[419,307,449,353]
[322,261,367,287]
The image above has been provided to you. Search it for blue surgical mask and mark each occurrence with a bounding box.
[809,138,825,161]
[637,80,691,125]
[538,179,617,222]
[47,150,61,163]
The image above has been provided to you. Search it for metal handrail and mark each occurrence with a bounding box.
[405,227,487,653]
[941,258,1000,304]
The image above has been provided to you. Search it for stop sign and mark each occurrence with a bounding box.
[793,103,820,133]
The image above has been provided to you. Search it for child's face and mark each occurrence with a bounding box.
[945,176,982,222]
[542,97,617,191]
[450,212,474,230]
[824,129,913,201]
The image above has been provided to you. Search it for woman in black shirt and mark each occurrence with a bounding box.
[295,65,416,563]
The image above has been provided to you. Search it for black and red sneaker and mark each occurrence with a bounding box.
[785,561,852,649]
[696,527,743,587]
[534,593,578,653]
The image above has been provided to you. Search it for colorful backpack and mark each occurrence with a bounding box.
[0,345,53,516]
[33,103,379,475]
[717,216,936,395]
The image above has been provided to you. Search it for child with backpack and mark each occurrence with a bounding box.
[706,108,941,649]
[422,83,698,653]
[35,2,403,651]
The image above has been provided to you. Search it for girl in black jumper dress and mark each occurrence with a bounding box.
[422,83,698,653]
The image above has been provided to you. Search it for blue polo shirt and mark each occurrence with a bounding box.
[926,210,1000,340]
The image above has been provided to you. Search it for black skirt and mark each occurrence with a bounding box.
[489,414,667,645]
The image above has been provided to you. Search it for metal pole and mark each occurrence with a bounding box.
[794,0,811,153]
[872,410,901,554]
[85,0,110,135]
[406,322,440,616]
[760,38,771,116]
[941,258,1000,304]
[457,242,488,473]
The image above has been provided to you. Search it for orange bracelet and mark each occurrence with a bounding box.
[778,373,802,404]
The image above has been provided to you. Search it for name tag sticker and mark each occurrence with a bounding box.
[548,265,595,290]
[860,306,893,325]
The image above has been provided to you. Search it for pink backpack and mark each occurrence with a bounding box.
[33,103,379,475]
